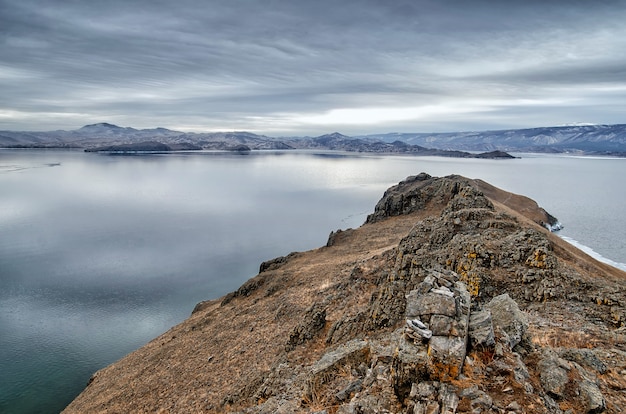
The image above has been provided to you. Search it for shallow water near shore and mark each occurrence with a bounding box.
[1,149,625,413]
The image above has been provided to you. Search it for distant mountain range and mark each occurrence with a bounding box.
[1,122,625,156]
[357,124,626,155]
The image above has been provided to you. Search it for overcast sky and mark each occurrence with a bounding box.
[1,0,625,135]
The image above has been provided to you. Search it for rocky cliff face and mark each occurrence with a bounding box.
[63,174,626,414]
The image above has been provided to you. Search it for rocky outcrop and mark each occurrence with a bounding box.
[404,271,471,381]
[63,174,626,414]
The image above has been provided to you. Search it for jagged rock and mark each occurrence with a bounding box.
[427,336,467,381]
[242,396,301,414]
[369,275,407,328]
[410,382,438,400]
[512,353,531,384]
[453,281,471,331]
[560,349,607,374]
[326,228,355,247]
[392,330,430,400]
[416,279,435,294]
[325,314,368,345]
[285,302,326,351]
[486,293,528,349]
[468,310,495,348]
[414,400,440,414]
[309,339,370,381]
[538,349,571,398]
[469,390,493,411]
[438,384,459,414]
[335,379,363,402]
[459,385,493,412]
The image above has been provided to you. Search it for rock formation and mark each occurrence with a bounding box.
[63,173,626,414]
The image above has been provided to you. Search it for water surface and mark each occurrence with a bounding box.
[1,149,624,413]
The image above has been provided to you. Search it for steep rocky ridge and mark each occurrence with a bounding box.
[63,174,626,413]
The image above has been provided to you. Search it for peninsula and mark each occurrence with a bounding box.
[63,174,626,413]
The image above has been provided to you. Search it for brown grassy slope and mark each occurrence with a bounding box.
[62,175,626,413]
[62,211,432,413]
[473,177,625,283]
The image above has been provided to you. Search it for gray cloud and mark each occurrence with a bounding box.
[1,0,625,134]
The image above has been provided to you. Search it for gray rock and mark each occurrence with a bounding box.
[392,329,430,397]
[285,302,326,351]
[459,384,480,399]
[512,353,530,383]
[414,401,440,414]
[560,349,607,375]
[428,336,467,380]
[415,281,435,295]
[407,291,457,319]
[410,381,438,400]
[468,310,495,348]
[579,379,606,413]
[307,339,370,404]
[486,293,528,349]
[454,281,472,316]
[439,384,459,414]
[430,315,454,336]
[538,349,570,398]
[470,390,493,411]
[411,318,428,329]
[432,287,454,297]
[407,319,433,339]
[335,379,363,402]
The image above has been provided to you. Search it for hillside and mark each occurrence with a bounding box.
[3,123,625,155]
[62,174,626,413]
[361,124,626,155]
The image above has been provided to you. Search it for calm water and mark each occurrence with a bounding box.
[1,149,625,413]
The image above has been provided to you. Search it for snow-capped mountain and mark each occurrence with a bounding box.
[1,123,625,155]
[357,124,626,154]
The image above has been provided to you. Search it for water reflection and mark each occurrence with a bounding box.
[0,149,625,413]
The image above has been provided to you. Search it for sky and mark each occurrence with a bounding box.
[1,0,626,135]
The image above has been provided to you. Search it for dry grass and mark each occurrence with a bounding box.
[531,327,600,349]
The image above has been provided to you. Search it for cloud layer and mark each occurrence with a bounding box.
[1,0,625,134]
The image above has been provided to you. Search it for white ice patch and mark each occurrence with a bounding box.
[545,221,564,232]
[559,235,626,272]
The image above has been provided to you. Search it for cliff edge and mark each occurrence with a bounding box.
[63,174,626,414]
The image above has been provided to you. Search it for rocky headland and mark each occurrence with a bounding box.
[63,173,626,414]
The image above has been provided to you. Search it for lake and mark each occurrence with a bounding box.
[1,149,625,413]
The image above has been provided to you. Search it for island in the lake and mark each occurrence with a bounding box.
[63,173,626,414]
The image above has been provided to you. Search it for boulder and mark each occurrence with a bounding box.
[538,349,571,398]
[486,293,528,349]
[285,303,326,351]
[468,310,495,348]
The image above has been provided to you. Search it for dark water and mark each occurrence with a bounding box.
[1,149,624,413]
